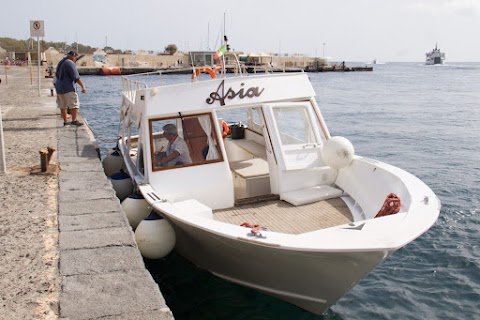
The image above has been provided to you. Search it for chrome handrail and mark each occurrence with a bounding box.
[121,71,162,101]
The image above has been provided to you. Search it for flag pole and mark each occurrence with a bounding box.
[222,12,226,75]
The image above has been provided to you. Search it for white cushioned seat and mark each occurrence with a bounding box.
[281,185,343,206]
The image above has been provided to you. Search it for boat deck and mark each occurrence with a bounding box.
[213,197,353,235]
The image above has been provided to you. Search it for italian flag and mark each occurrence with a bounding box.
[214,44,226,60]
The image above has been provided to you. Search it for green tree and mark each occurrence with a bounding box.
[0,37,30,52]
[104,46,115,53]
[0,37,118,55]
[164,44,177,55]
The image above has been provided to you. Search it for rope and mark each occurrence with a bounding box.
[375,193,401,218]
[240,222,268,238]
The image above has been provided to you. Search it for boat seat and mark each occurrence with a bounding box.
[281,185,344,206]
[230,158,269,178]
[231,139,267,160]
[230,158,271,199]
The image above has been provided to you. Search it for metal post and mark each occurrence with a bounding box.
[46,146,55,165]
[0,104,6,174]
[30,65,33,85]
[40,149,48,172]
[37,36,41,96]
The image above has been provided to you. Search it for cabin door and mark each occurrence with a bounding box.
[262,102,324,171]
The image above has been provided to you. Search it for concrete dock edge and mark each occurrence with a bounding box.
[57,115,174,319]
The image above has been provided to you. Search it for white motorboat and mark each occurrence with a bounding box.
[426,44,445,65]
[371,58,385,65]
[116,62,440,315]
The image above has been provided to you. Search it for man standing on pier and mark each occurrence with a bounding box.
[55,50,86,126]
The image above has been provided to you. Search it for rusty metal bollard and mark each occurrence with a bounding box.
[39,149,48,172]
[47,146,56,165]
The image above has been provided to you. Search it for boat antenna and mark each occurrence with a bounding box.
[207,22,210,51]
[218,12,243,76]
[221,13,227,75]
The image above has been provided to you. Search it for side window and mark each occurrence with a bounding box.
[149,113,223,171]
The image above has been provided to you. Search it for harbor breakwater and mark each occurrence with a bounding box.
[42,51,371,76]
[77,65,373,76]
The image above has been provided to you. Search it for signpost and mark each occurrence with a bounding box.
[30,20,44,97]
[0,104,5,174]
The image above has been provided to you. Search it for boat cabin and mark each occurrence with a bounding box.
[120,73,343,213]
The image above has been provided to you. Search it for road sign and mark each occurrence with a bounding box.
[30,20,45,37]
[29,20,44,96]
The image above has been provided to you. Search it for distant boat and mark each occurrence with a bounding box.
[93,49,108,67]
[371,58,385,65]
[426,44,445,65]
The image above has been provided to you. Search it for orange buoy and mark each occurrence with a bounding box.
[192,67,217,80]
[221,121,230,139]
[100,66,121,76]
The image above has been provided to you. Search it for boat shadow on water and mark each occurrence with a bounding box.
[144,252,343,320]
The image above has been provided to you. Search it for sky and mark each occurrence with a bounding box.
[1,0,479,62]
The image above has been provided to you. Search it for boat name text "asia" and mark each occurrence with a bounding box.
[206,80,265,106]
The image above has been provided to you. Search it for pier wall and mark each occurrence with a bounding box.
[44,52,323,69]
[0,68,173,319]
[57,117,173,319]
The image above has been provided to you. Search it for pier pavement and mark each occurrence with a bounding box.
[0,67,173,319]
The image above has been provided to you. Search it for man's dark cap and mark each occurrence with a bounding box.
[67,50,78,56]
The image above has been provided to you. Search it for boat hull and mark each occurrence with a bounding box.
[165,215,391,315]
[426,58,443,65]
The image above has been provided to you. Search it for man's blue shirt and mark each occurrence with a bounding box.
[55,58,80,94]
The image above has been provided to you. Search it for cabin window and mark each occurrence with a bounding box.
[216,106,264,135]
[272,105,317,146]
[149,113,223,171]
[251,107,263,126]
[216,108,248,125]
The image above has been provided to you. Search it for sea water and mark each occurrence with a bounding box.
[80,63,480,320]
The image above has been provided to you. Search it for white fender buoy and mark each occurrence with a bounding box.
[110,169,133,202]
[102,148,125,177]
[121,192,151,230]
[321,136,355,169]
[135,211,176,259]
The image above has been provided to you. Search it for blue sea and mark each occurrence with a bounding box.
[80,63,480,320]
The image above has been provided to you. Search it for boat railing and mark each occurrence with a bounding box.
[121,71,164,101]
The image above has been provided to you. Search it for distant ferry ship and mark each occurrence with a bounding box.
[426,44,445,65]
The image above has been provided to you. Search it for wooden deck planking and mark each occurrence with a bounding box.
[213,198,353,234]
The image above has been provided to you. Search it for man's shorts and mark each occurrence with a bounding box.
[56,91,79,109]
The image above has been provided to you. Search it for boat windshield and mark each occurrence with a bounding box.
[149,112,223,171]
[272,105,318,146]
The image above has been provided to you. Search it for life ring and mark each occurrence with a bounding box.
[192,67,216,80]
[221,121,230,139]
